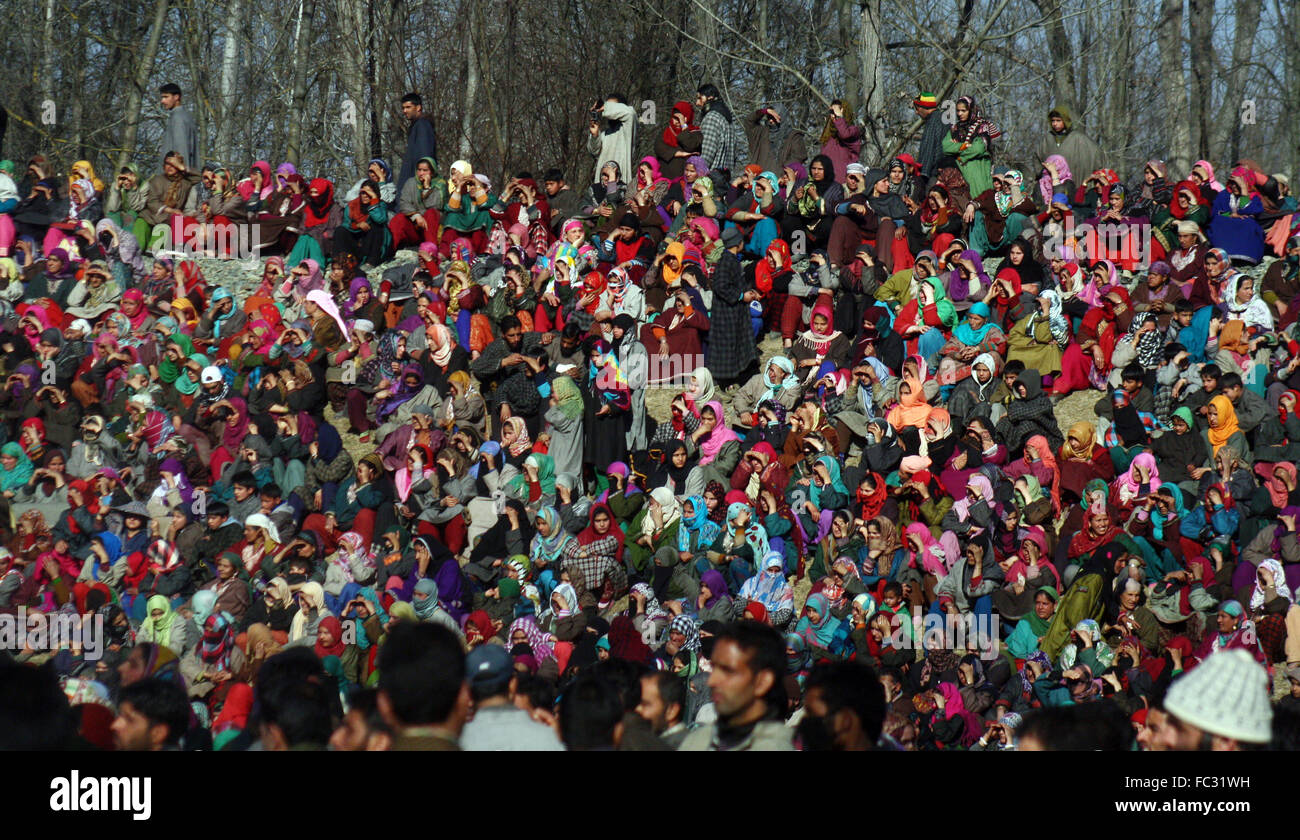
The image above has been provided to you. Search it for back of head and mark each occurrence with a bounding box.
[590,658,647,712]
[559,674,624,750]
[0,662,78,749]
[377,622,466,726]
[1018,703,1133,751]
[255,649,338,748]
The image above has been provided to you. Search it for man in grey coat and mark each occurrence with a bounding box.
[158,83,199,173]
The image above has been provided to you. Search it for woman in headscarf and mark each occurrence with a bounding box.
[1058,420,1115,503]
[941,96,999,198]
[885,376,934,431]
[941,302,1007,366]
[137,593,196,656]
[1208,165,1266,265]
[968,168,1036,257]
[625,486,682,583]
[781,154,843,251]
[891,275,957,361]
[1204,394,1248,462]
[333,179,392,266]
[737,550,795,629]
[1005,290,1068,381]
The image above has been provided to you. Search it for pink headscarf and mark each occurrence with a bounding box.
[305,289,349,339]
[1039,154,1072,205]
[1023,435,1061,515]
[1115,452,1161,502]
[698,400,740,465]
[904,522,947,577]
[937,682,981,745]
[1193,160,1224,192]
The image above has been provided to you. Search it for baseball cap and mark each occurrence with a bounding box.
[466,644,513,695]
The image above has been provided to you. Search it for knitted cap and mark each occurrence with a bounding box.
[1164,649,1272,744]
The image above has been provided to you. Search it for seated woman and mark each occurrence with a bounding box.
[904,183,962,258]
[333,180,391,267]
[966,168,1036,258]
[1208,166,1266,265]
[1152,180,1212,264]
[1005,291,1067,380]
[891,275,957,361]
[789,298,853,388]
[730,356,802,431]
[1082,183,1149,272]
[939,301,1006,371]
[1057,421,1114,503]
[721,169,780,259]
[780,155,842,254]
[885,376,934,432]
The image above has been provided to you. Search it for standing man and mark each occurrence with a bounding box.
[913,92,947,202]
[587,93,636,190]
[396,93,438,196]
[1035,105,1102,186]
[678,621,794,751]
[158,83,198,174]
[460,645,565,750]
[696,83,747,185]
[705,227,759,387]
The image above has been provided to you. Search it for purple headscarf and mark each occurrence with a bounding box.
[344,276,372,318]
[701,570,729,608]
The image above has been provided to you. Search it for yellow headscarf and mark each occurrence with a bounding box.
[70,160,106,195]
[1207,394,1240,455]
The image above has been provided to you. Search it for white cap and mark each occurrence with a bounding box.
[69,319,92,335]
[352,319,375,335]
[200,366,222,385]
[555,364,577,374]
[1164,648,1273,744]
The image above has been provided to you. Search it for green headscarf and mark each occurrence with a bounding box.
[158,334,196,384]
[172,352,208,396]
[1023,585,1058,637]
[551,375,584,421]
[142,594,177,648]
[922,276,958,329]
[1171,406,1196,430]
[0,442,34,491]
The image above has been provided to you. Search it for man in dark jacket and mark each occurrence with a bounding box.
[396,93,438,196]
[705,227,759,385]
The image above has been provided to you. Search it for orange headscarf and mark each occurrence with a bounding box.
[886,376,933,430]
[1207,394,1240,455]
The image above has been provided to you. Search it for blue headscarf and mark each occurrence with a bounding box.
[809,455,848,506]
[1178,305,1214,364]
[952,300,996,345]
[209,287,236,338]
[761,355,800,403]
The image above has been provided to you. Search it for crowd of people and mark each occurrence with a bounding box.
[3,79,1300,753]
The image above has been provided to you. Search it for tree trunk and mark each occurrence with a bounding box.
[336,0,369,170]
[116,0,172,172]
[215,0,244,163]
[857,0,886,163]
[284,0,316,166]
[1187,0,1214,160]
[1157,0,1192,175]
[1032,0,1075,116]
[1209,0,1262,162]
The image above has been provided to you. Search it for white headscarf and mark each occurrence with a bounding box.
[305,289,350,340]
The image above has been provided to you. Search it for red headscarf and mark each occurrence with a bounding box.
[661,101,698,148]
[303,178,336,227]
[314,615,347,659]
[577,502,625,559]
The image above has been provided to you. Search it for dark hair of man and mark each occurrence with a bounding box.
[119,678,191,746]
[402,92,423,107]
[377,622,465,725]
[254,648,341,745]
[651,670,686,718]
[0,662,77,749]
[559,674,623,750]
[1018,703,1133,751]
[804,660,887,743]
